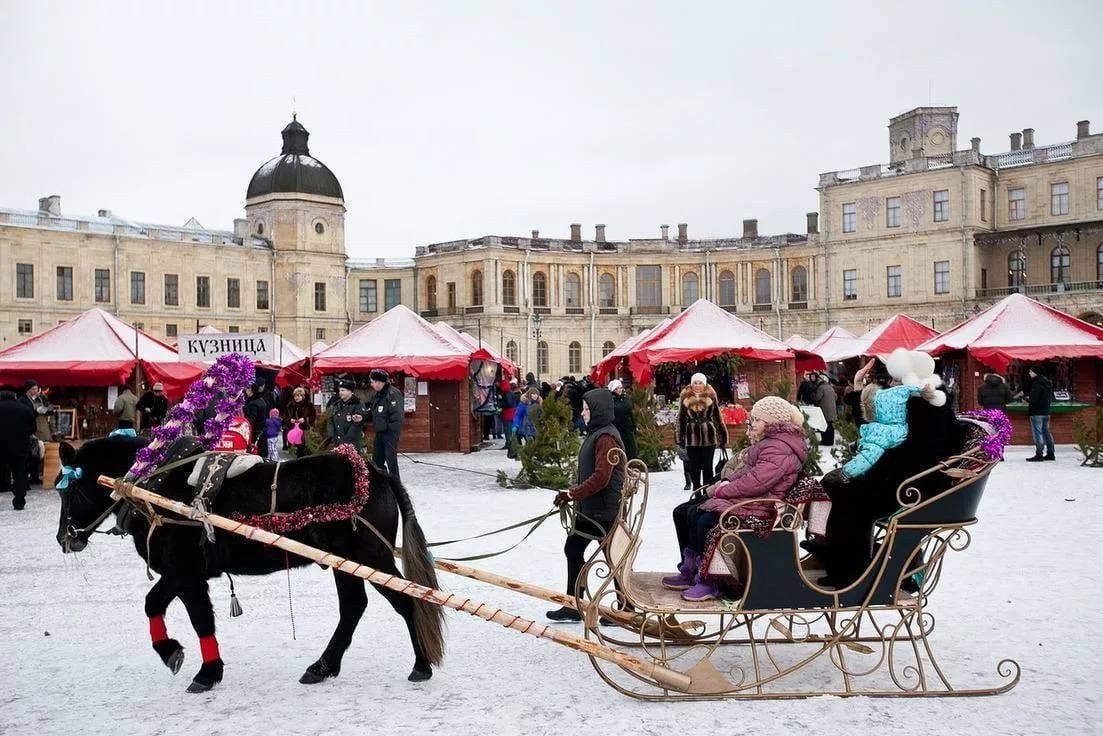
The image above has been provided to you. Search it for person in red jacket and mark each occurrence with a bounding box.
[500,378,519,454]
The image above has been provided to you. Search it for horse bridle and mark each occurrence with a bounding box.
[58,479,126,549]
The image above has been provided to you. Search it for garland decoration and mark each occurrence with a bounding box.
[229,444,372,532]
[961,408,1013,461]
[127,354,256,481]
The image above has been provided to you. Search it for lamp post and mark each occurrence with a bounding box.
[531,312,544,381]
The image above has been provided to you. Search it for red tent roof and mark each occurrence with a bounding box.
[0,308,204,399]
[848,314,939,361]
[805,326,858,363]
[300,305,479,380]
[626,299,793,384]
[433,321,517,377]
[918,292,1103,372]
[590,318,671,383]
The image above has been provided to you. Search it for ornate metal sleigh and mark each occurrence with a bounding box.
[574,440,1022,700]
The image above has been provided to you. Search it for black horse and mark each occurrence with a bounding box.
[55,435,445,693]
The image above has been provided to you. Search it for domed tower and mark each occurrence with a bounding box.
[245,116,348,346]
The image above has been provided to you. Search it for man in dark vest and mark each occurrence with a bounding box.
[326,379,365,452]
[367,368,405,478]
[546,387,626,622]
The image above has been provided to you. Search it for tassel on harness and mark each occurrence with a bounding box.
[227,573,243,618]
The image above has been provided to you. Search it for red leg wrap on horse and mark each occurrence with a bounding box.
[199,635,220,662]
[149,616,167,643]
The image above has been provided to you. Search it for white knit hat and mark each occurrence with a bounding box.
[751,396,803,427]
[690,372,708,385]
[607,379,623,393]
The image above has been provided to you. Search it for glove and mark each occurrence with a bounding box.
[553,492,571,508]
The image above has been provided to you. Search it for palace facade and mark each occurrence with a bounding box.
[2,107,1100,380]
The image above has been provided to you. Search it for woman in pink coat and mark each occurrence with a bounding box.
[664,395,808,601]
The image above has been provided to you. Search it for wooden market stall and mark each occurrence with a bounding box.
[286,305,504,453]
[918,293,1103,444]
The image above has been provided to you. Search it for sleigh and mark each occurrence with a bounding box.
[572,426,1021,700]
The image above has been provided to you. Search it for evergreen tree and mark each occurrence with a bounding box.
[513,392,581,489]
[1073,405,1103,467]
[304,409,332,456]
[629,385,675,471]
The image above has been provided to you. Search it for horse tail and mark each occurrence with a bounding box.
[390,475,446,667]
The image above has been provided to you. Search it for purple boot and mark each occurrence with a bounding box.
[681,569,720,602]
[661,548,698,590]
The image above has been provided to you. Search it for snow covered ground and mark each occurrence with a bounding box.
[1,444,1100,735]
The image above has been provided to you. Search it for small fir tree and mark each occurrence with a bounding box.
[630,385,675,471]
[513,393,581,489]
[304,409,333,456]
[1072,405,1103,468]
[829,415,860,467]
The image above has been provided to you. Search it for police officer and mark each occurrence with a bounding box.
[367,368,404,478]
[327,379,365,451]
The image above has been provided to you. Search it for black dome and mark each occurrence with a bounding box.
[246,118,344,200]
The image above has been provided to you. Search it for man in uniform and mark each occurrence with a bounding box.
[366,368,404,479]
[327,379,365,452]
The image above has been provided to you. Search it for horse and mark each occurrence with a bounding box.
[54,434,445,693]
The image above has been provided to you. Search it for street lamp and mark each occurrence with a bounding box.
[531,312,544,380]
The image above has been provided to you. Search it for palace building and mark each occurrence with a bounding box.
[2,107,1100,380]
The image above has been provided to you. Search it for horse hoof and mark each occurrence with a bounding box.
[300,660,338,684]
[167,649,185,675]
[186,680,213,694]
[407,668,432,682]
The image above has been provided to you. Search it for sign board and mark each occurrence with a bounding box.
[178,333,276,362]
[404,376,417,412]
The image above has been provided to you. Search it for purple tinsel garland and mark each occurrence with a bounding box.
[127,354,256,481]
[961,409,1013,461]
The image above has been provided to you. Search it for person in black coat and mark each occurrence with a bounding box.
[608,379,638,461]
[367,369,404,478]
[976,373,1012,410]
[242,384,268,453]
[1022,366,1055,461]
[137,382,170,429]
[0,390,37,510]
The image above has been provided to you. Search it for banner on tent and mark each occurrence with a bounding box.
[178,333,276,362]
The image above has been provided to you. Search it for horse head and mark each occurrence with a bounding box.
[56,435,149,553]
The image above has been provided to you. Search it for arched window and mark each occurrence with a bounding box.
[532,271,547,307]
[1050,245,1070,285]
[1097,244,1103,283]
[754,268,772,305]
[599,273,616,308]
[602,340,615,357]
[681,271,698,305]
[565,272,581,308]
[537,340,549,376]
[426,275,437,311]
[506,340,518,363]
[568,341,582,373]
[471,269,483,306]
[790,265,808,303]
[1007,251,1026,287]
[719,270,735,305]
[502,269,516,305]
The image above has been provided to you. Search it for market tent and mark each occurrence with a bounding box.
[785,335,810,350]
[197,325,219,334]
[805,326,859,364]
[627,299,793,384]
[848,314,939,361]
[917,292,1103,373]
[432,321,517,377]
[294,305,477,380]
[590,319,671,383]
[0,308,204,399]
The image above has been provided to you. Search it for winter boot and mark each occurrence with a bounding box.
[1044,452,1056,461]
[661,548,698,590]
[1026,454,1044,462]
[681,570,720,602]
[545,606,583,622]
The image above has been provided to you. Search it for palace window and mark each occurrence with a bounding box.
[256,280,269,310]
[1051,182,1069,216]
[842,203,856,233]
[130,272,146,305]
[359,279,377,313]
[165,324,177,339]
[843,269,858,300]
[718,270,735,305]
[506,340,518,363]
[568,341,582,374]
[599,273,616,308]
[1050,245,1070,285]
[16,263,33,298]
[1008,251,1026,287]
[886,265,902,297]
[636,265,661,308]
[934,261,950,294]
[18,319,32,335]
[196,276,210,308]
[426,276,437,311]
[532,271,547,307]
[1097,244,1103,283]
[1009,188,1026,221]
[502,270,516,305]
[537,340,549,376]
[227,278,240,309]
[980,189,987,221]
[471,269,484,307]
[565,272,581,308]
[315,328,325,341]
[886,197,901,228]
[1097,177,1103,210]
[385,279,401,311]
[314,282,326,312]
[94,269,110,303]
[933,190,950,222]
[681,271,698,304]
[56,266,73,301]
[228,326,239,334]
[164,274,179,306]
[602,340,615,357]
[790,265,808,303]
[447,282,456,310]
[754,268,771,305]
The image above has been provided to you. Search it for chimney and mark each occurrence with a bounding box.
[1022,128,1034,150]
[1077,120,1091,139]
[806,212,819,235]
[97,208,112,219]
[971,137,981,153]
[569,223,581,242]
[742,218,758,239]
[660,224,669,241]
[531,229,539,240]
[233,218,249,238]
[1010,132,1022,151]
[38,195,61,216]
[595,224,606,243]
[677,223,688,244]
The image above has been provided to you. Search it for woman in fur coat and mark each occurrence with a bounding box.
[675,372,729,490]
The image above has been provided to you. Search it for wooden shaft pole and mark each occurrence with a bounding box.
[99,475,692,693]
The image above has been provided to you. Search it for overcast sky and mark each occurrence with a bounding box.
[2,1,1100,259]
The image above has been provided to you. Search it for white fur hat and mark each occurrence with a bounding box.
[690,372,708,385]
[607,379,623,393]
[885,348,946,407]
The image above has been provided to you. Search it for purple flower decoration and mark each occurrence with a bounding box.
[127,354,256,481]
[961,408,1013,461]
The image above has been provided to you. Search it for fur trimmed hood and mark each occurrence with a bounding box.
[680,384,718,412]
